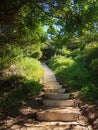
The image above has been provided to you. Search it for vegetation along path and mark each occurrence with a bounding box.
[2,64,94,130]
[22,64,93,130]
[35,63,93,130]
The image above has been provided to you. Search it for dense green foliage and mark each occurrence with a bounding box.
[0,0,98,109]
[47,55,89,89]
[47,42,98,102]
[0,58,43,110]
[15,57,43,81]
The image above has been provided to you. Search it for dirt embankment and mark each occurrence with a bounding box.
[80,102,98,130]
[71,92,98,130]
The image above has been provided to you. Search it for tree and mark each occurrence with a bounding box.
[0,0,98,60]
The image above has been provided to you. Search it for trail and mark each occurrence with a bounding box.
[4,63,93,130]
[33,63,93,130]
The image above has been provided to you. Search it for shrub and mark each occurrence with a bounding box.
[56,47,71,57]
[56,62,89,89]
[80,83,98,102]
[0,75,25,94]
[24,80,42,97]
[42,47,55,60]
[0,80,42,110]
[84,42,98,65]
[47,41,98,102]
[16,57,43,81]
[47,55,89,89]
[31,50,42,59]
[89,58,98,77]
[0,57,44,111]
[0,44,23,70]
[47,55,74,73]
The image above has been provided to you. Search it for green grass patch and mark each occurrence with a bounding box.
[15,57,43,81]
[0,57,43,111]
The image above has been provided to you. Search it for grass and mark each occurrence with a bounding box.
[15,57,44,81]
[0,57,44,111]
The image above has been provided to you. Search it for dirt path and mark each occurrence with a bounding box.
[0,64,94,130]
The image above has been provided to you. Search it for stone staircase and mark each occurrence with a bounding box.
[3,63,94,130]
[35,63,93,130]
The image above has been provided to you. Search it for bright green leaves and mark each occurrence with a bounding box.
[15,57,43,81]
[0,44,23,70]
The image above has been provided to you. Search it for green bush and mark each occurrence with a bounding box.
[31,50,42,59]
[42,47,55,60]
[64,62,89,88]
[0,75,25,94]
[47,55,74,73]
[46,38,98,102]
[83,42,98,65]
[73,42,98,67]
[89,58,98,77]
[56,62,89,89]
[16,57,43,81]
[0,58,44,111]
[56,47,71,57]
[47,55,89,89]
[24,80,42,97]
[80,83,98,102]
[0,79,42,110]
[0,44,23,70]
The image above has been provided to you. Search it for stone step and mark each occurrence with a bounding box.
[22,125,92,130]
[44,93,70,100]
[44,84,62,89]
[44,79,57,83]
[43,99,74,107]
[12,121,93,130]
[43,88,65,93]
[37,107,81,122]
[44,82,60,85]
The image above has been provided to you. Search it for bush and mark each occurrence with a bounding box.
[24,80,42,97]
[89,58,98,77]
[0,57,44,111]
[56,47,71,57]
[47,55,89,90]
[16,57,43,81]
[47,39,98,102]
[0,75,25,94]
[80,83,98,102]
[31,50,42,59]
[47,55,74,73]
[84,42,98,65]
[65,62,89,88]
[56,62,89,89]
[0,44,23,70]
[73,42,98,68]
[42,47,56,60]
[0,79,42,110]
